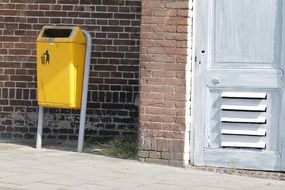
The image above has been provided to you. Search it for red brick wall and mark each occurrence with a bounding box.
[138,0,190,166]
[0,0,141,141]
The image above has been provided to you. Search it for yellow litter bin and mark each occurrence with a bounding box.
[36,26,86,109]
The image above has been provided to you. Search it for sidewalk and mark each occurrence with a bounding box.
[0,142,285,190]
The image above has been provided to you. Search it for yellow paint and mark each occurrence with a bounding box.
[36,26,86,109]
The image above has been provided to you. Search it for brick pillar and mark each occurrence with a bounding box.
[139,0,190,167]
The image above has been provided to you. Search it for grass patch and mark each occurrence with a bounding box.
[85,136,138,159]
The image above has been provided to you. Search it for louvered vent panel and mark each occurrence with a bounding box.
[220,92,267,149]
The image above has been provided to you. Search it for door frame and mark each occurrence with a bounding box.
[190,0,285,171]
[189,0,197,165]
[280,0,285,171]
[191,0,211,166]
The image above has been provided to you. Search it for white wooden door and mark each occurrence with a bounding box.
[194,0,285,171]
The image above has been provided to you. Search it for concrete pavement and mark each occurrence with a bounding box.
[0,142,285,190]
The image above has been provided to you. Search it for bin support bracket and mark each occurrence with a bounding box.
[36,106,44,149]
[77,29,92,152]
[36,29,92,152]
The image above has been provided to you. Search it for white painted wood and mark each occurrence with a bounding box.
[206,69,282,89]
[203,149,280,171]
[221,128,266,136]
[221,117,266,124]
[215,0,277,64]
[280,0,285,171]
[221,135,266,149]
[185,0,195,166]
[221,123,265,128]
[193,0,210,166]
[222,98,266,108]
[221,141,266,149]
[221,92,267,99]
[222,110,266,118]
[221,104,267,111]
[194,0,284,171]
[207,90,221,149]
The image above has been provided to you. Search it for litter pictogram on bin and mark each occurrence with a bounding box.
[40,50,49,64]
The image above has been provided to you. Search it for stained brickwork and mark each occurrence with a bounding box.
[138,0,190,166]
[0,0,141,141]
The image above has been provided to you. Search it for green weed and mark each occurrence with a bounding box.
[85,136,138,159]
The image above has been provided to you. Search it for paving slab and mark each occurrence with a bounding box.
[0,142,285,190]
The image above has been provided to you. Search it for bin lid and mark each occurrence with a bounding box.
[37,26,86,44]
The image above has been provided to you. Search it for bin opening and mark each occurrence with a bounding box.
[42,28,72,38]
